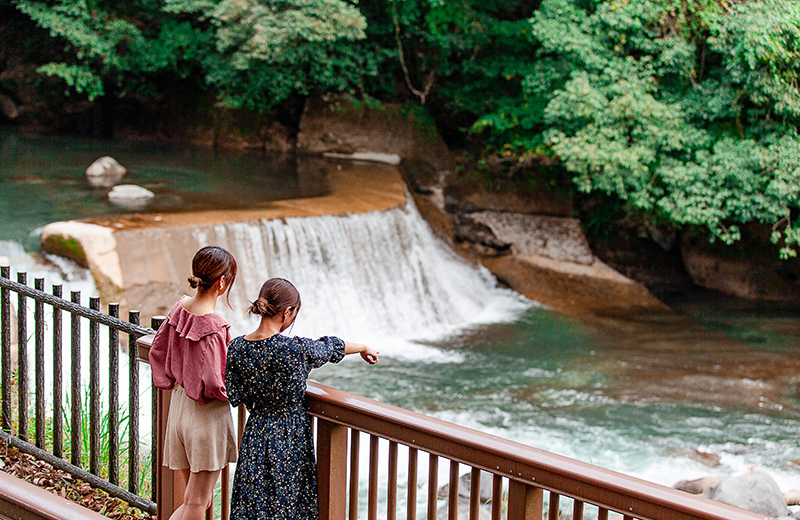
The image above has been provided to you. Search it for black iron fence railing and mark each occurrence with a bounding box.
[0,266,160,515]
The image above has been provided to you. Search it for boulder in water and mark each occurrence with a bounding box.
[437,471,495,504]
[107,184,155,209]
[85,156,127,188]
[673,476,722,497]
[785,489,800,506]
[686,448,721,468]
[709,470,791,518]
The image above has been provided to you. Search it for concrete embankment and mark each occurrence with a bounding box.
[40,158,666,321]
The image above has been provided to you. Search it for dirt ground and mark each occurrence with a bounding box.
[0,442,155,519]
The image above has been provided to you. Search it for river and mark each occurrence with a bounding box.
[2,128,800,511]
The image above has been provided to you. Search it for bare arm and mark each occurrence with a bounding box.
[344,341,379,364]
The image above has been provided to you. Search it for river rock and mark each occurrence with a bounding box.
[436,471,495,520]
[107,184,155,209]
[709,470,791,518]
[686,448,721,468]
[785,489,800,506]
[85,156,127,188]
[673,476,721,497]
[0,93,20,120]
[437,471,495,503]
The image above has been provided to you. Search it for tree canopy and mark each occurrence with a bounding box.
[7,0,800,257]
[468,0,800,257]
[10,0,370,110]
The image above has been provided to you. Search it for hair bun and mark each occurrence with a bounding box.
[248,298,276,317]
[187,275,201,289]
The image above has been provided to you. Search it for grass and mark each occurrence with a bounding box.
[1,373,155,516]
[62,386,154,497]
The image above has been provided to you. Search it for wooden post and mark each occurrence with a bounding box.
[507,480,543,520]
[316,419,348,520]
[156,388,186,519]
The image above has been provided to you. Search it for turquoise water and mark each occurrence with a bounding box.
[3,128,800,501]
[0,128,323,249]
[311,300,800,492]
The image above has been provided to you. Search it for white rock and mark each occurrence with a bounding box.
[323,151,402,165]
[710,470,791,518]
[85,156,127,188]
[784,489,800,506]
[107,184,155,209]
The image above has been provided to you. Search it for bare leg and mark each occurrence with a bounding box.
[168,468,222,520]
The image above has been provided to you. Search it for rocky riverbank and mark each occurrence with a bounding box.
[37,93,800,321]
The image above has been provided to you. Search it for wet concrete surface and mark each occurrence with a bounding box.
[84,160,407,231]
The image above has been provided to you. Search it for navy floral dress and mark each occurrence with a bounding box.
[226,334,345,520]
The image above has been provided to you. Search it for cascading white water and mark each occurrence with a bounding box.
[209,199,532,351]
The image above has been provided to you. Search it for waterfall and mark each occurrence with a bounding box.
[0,238,97,298]
[203,199,532,348]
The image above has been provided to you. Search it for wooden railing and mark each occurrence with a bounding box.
[137,335,773,520]
[305,384,772,520]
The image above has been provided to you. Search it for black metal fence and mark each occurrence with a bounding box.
[0,266,161,515]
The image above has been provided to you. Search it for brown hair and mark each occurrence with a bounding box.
[249,278,301,318]
[187,246,237,306]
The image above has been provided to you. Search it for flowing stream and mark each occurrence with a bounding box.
[3,128,800,513]
[203,202,800,500]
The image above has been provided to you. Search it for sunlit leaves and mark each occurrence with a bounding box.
[36,63,104,100]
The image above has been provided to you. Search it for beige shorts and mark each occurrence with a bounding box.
[163,385,238,472]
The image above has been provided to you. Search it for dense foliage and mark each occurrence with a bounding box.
[6,0,800,257]
[466,0,800,257]
[9,0,369,110]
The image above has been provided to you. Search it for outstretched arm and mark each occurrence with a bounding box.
[344,341,379,364]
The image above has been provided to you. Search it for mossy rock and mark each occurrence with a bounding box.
[41,234,88,268]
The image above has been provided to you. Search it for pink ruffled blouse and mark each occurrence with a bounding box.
[149,296,232,404]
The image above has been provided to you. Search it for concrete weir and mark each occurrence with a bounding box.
[40,157,664,321]
[40,161,406,314]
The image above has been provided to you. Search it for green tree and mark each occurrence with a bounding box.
[11,0,208,101]
[470,0,800,257]
[164,0,371,111]
[12,0,371,112]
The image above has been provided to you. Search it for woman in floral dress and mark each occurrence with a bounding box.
[226,277,379,520]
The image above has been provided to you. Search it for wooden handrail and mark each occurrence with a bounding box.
[138,335,772,520]
[304,383,769,520]
[0,471,109,520]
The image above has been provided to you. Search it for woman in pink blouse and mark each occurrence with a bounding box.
[149,246,239,520]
